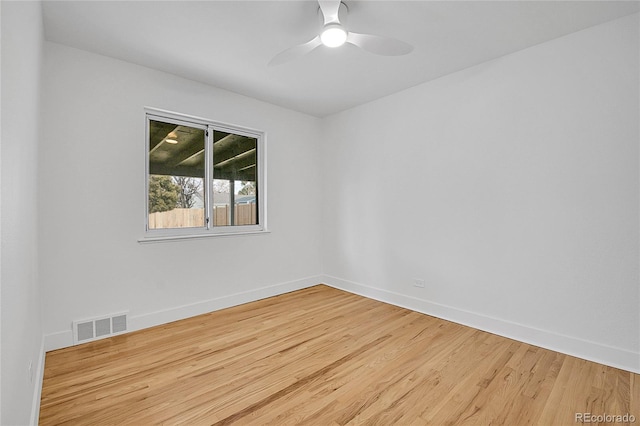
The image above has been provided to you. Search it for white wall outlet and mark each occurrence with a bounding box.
[413,279,425,288]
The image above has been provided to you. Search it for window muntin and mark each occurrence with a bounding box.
[145,109,265,239]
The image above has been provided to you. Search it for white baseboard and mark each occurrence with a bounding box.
[30,336,45,426]
[321,274,640,374]
[44,275,322,352]
[129,275,321,332]
[42,273,639,374]
[44,330,72,352]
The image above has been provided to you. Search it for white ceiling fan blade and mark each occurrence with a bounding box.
[268,36,322,66]
[318,0,342,25]
[346,32,413,56]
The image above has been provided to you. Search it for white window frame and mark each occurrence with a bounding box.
[141,107,267,242]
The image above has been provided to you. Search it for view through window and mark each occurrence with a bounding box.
[148,120,206,229]
[146,111,262,236]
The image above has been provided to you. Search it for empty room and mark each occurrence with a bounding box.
[1,0,639,424]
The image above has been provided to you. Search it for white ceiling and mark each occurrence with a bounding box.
[42,1,639,117]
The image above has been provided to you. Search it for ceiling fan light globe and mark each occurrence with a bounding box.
[321,25,347,48]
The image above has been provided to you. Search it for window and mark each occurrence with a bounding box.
[144,108,265,240]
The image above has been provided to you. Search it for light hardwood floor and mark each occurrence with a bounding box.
[40,285,639,425]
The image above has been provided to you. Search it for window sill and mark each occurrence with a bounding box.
[138,229,270,244]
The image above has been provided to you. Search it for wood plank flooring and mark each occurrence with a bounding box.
[40,285,638,425]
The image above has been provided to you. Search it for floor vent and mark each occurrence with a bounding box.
[73,312,128,345]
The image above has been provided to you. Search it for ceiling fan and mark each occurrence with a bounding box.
[269,0,413,66]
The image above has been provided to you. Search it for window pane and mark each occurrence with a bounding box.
[148,120,205,229]
[212,131,258,226]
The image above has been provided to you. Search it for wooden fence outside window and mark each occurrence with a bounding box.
[148,204,257,229]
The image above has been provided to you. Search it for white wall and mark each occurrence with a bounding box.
[321,14,640,372]
[39,42,323,347]
[3,7,637,424]
[1,1,45,425]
